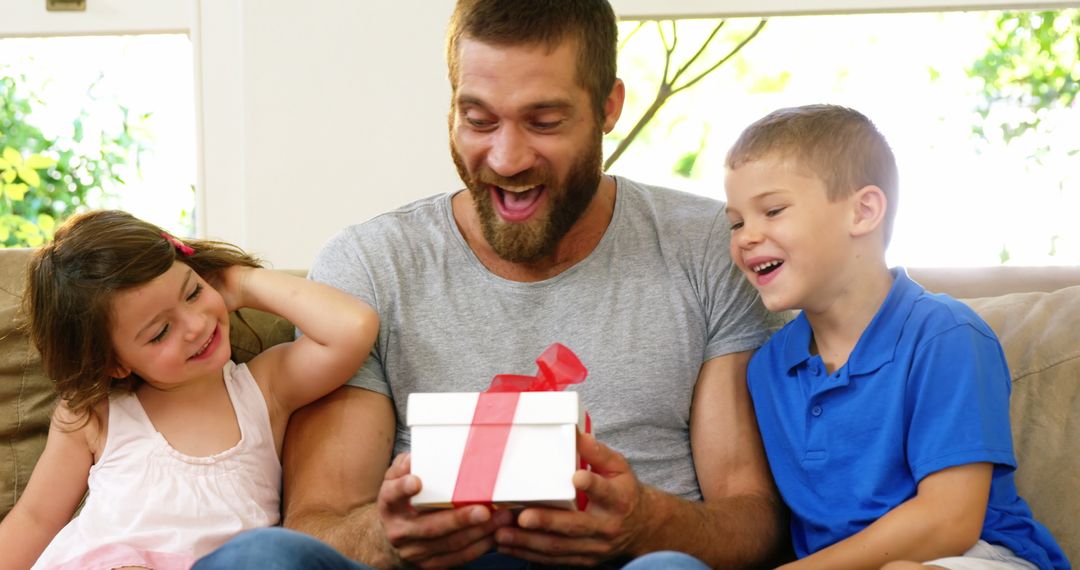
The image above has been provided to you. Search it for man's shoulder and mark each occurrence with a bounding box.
[617,176,725,219]
[310,192,456,277]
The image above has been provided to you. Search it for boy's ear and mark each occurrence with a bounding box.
[850,185,887,238]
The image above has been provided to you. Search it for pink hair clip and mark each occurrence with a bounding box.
[161,232,196,257]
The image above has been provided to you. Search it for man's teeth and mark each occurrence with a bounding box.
[752,260,782,273]
[500,184,540,194]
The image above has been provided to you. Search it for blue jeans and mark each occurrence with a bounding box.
[194,527,706,570]
[467,551,708,570]
[192,527,374,570]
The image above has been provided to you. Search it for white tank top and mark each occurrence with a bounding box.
[33,361,281,570]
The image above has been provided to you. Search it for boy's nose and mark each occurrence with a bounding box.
[487,125,534,177]
[735,225,763,249]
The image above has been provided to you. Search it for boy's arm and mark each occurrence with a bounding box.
[780,462,992,570]
[218,266,379,414]
[0,407,94,570]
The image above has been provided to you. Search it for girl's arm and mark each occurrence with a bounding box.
[779,462,992,570]
[0,405,94,570]
[216,266,378,415]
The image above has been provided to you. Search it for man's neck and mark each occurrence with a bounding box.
[452,174,617,282]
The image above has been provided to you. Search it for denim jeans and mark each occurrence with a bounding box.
[193,527,708,570]
[192,527,375,570]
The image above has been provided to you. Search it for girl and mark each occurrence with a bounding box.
[0,210,379,569]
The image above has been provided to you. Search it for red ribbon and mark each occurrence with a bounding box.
[451,343,589,508]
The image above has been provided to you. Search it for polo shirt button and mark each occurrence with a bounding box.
[811,405,823,417]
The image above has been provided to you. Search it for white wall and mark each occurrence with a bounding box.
[198,1,458,268]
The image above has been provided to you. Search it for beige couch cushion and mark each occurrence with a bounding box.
[965,286,1080,564]
[0,249,51,519]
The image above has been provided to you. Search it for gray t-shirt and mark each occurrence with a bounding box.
[309,176,772,500]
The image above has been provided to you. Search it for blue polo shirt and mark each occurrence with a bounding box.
[749,268,1069,569]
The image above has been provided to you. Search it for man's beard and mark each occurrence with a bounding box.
[451,131,603,263]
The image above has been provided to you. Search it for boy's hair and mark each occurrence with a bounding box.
[23,210,261,423]
[446,0,618,122]
[725,104,900,244]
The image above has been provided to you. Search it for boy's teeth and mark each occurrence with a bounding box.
[752,260,781,273]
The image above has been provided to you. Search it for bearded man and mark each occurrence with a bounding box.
[195,1,784,569]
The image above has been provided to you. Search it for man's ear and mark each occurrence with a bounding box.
[850,185,887,238]
[602,78,625,134]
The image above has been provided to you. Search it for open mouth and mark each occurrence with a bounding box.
[492,184,545,222]
[188,326,218,360]
[752,259,784,275]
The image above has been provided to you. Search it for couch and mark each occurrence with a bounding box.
[1,247,1077,565]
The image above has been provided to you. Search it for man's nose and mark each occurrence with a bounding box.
[487,125,535,177]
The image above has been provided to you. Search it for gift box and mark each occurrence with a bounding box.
[407,343,590,510]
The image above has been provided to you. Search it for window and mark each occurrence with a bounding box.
[1,34,196,240]
[606,9,1079,267]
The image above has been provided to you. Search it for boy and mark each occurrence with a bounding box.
[723,104,1069,569]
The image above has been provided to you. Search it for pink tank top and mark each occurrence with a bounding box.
[32,361,281,570]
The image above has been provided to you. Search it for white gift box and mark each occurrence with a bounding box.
[407,391,587,510]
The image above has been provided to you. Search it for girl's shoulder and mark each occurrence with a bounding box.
[51,398,110,461]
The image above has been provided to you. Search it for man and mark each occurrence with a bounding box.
[197,1,783,568]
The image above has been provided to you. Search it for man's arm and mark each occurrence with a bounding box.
[282,386,512,569]
[282,386,397,566]
[493,351,786,567]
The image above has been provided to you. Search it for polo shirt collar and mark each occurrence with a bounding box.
[780,268,923,376]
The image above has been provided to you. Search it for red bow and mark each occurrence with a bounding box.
[451,343,590,508]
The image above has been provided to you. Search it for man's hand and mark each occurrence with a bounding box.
[379,453,514,569]
[492,432,653,567]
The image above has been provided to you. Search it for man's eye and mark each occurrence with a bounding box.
[150,325,169,344]
[532,120,563,131]
[465,116,495,129]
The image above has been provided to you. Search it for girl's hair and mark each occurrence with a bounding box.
[23,210,261,423]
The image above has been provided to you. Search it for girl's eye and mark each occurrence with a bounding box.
[765,207,786,217]
[729,220,744,231]
[150,325,169,344]
[187,283,203,302]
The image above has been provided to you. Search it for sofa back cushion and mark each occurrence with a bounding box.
[965,286,1080,563]
[0,249,51,519]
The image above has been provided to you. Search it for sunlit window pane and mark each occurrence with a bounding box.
[0,34,196,241]
[608,11,1079,267]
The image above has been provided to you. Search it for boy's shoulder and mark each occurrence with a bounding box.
[907,288,999,343]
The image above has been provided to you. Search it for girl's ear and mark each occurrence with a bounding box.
[110,363,131,379]
[850,185,887,238]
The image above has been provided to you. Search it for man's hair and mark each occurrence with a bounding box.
[446,0,618,121]
[23,209,261,424]
[726,104,899,244]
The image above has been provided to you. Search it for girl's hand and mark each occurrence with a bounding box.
[207,265,254,312]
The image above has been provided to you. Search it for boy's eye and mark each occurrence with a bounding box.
[187,283,203,302]
[729,221,744,231]
[150,324,169,344]
[765,207,786,217]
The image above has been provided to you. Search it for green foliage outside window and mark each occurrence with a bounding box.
[0,73,143,247]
